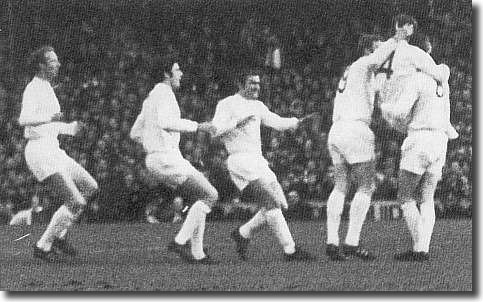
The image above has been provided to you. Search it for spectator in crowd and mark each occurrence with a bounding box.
[0,2,472,223]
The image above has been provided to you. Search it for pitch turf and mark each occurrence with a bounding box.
[0,219,472,291]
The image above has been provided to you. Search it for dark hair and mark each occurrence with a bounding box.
[235,67,261,87]
[357,34,383,57]
[27,45,54,76]
[152,52,179,81]
[393,14,418,33]
[410,32,431,53]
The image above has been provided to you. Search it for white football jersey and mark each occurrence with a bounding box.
[130,83,198,154]
[212,93,298,155]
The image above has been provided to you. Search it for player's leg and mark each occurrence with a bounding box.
[251,178,315,261]
[71,162,99,216]
[49,159,98,256]
[171,172,218,262]
[394,134,431,261]
[231,205,266,260]
[34,172,85,261]
[418,172,439,254]
[393,169,425,261]
[172,196,184,223]
[325,125,351,260]
[9,209,32,226]
[325,163,349,261]
[343,160,376,260]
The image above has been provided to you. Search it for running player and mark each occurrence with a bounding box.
[130,55,220,264]
[211,68,317,261]
[19,46,98,262]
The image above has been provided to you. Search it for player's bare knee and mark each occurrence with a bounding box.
[359,181,376,196]
[334,182,348,195]
[65,202,84,217]
[263,198,280,210]
[208,188,219,203]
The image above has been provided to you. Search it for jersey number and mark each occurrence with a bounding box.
[337,67,350,93]
[376,51,395,80]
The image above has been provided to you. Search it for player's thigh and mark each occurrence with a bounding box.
[43,172,86,210]
[180,171,218,206]
[69,159,98,197]
[351,160,376,193]
[419,172,439,204]
[247,178,286,209]
[329,122,375,166]
[397,169,422,203]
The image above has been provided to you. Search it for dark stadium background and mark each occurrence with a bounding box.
[0,0,472,223]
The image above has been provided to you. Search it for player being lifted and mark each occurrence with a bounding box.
[131,55,229,264]
[380,33,457,262]
[325,32,405,261]
[210,69,317,262]
[19,46,98,262]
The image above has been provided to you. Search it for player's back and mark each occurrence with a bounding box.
[408,73,451,133]
[332,56,375,125]
[391,41,424,78]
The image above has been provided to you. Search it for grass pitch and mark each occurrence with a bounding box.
[0,219,472,291]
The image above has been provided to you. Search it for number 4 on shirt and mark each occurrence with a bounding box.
[376,51,395,80]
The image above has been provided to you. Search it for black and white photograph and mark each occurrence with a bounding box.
[0,0,473,292]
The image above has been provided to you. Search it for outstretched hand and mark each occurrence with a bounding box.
[71,121,85,135]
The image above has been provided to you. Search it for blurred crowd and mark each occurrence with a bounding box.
[0,0,471,222]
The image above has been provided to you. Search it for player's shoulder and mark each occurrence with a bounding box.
[24,77,44,90]
[150,83,173,97]
[217,94,241,107]
[350,57,370,73]
[23,77,45,97]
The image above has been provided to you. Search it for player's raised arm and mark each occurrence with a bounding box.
[365,37,398,69]
[410,47,449,83]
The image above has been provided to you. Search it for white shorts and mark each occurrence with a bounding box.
[145,152,203,189]
[226,153,278,191]
[400,130,448,179]
[328,121,375,165]
[25,140,85,182]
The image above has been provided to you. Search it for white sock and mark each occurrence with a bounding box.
[240,208,267,239]
[37,205,74,251]
[400,201,422,251]
[191,220,206,260]
[265,208,295,254]
[345,191,372,247]
[419,200,436,253]
[326,189,345,246]
[175,200,210,245]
